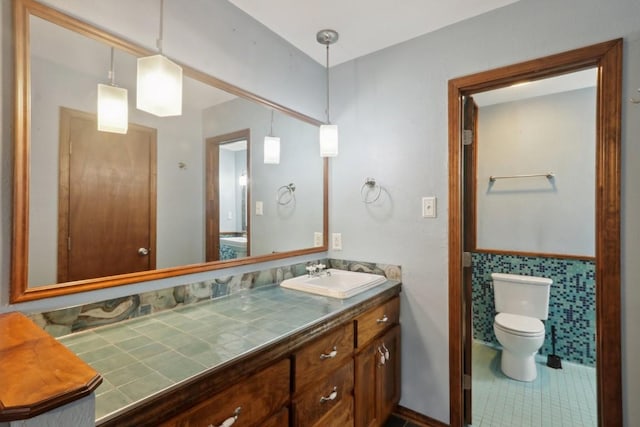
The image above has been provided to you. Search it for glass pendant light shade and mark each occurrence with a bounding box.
[97,83,128,134]
[136,54,182,117]
[264,136,281,164]
[319,124,338,157]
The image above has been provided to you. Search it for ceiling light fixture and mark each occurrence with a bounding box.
[137,0,182,117]
[264,109,280,164]
[97,47,128,134]
[316,29,339,157]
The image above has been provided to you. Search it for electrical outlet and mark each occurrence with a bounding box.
[332,233,342,250]
[313,232,323,247]
[422,196,437,218]
[256,201,263,216]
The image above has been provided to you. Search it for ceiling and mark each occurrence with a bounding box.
[229,0,520,66]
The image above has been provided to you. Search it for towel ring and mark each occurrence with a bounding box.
[361,178,382,204]
[277,183,296,205]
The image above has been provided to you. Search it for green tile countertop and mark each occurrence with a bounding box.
[57,280,401,424]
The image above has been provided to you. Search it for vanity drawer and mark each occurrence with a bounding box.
[355,297,400,348]
[161,359,290,427]
[293,323,354,393]
[312,395,354,427]
[292,359,354,427]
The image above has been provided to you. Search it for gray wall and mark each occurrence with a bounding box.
[330,0,639,423]
[476,88,596,256]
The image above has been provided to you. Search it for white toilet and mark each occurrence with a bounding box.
[492,272,552,382]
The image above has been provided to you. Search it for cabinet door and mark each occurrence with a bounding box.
[354,340,379,427]
[355,325,401,427]
[378,325,401,423]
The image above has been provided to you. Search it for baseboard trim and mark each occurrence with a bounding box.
[393,405,449,427]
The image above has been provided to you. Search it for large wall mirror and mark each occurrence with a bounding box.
[11,0,328,302]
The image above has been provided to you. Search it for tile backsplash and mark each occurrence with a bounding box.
[29,258,401,338]
[472,252,595,366]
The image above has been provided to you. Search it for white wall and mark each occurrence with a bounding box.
[330,0,640,423]
[476,88,596,256]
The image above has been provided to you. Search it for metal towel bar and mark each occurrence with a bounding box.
[489,172,555,182]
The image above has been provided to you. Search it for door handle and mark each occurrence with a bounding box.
[138,248,150,256]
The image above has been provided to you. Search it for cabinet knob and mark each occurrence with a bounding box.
[209,406,241,427]
[376,314,389,324]
[320,346,338,360]
[382,343,390,361]
[319,386,338,403]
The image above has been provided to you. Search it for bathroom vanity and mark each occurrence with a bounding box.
[54,280,401,426]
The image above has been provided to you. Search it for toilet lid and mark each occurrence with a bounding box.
[495,313,545,336]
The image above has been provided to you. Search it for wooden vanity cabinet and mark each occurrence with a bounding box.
[354,297,401,427]
[160,358,290,427]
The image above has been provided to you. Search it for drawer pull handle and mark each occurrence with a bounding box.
[382,343,390,360]
[319,386,338,403]
[378,347,386,365]
[376,314,389,324]
[210,406,241,427]
[320,346,338,360]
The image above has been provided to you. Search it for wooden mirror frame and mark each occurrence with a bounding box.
[448,39,622,426]
[11,0,329,303]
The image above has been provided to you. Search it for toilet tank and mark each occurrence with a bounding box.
[491,273,552,319]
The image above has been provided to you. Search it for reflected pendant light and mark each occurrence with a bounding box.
[317,29,339,157]
[97,47,128,134]
[264,110,280,164]
[137,0,182,117]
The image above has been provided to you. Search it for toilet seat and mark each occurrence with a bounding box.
[494,312,544,337]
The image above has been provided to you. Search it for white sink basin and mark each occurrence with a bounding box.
[280,269,387,299]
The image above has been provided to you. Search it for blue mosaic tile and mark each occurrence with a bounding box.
[472,252,595,366]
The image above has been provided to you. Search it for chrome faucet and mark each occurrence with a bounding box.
[306,263,330,278]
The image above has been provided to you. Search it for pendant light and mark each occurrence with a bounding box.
[316,29,339,157]
[264,110,280,164]
[137,0,182,117]
[97,47,128,134]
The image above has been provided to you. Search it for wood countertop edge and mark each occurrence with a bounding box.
[0,312,103,422]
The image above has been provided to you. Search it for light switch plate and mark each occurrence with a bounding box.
[422,196,437,218]
[313,232,323,247]
[256,201,263,216]
[332,233,342,250]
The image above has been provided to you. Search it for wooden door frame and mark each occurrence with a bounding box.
[448,39,622,427]
[205,129,251,262]
[57,107,157,282]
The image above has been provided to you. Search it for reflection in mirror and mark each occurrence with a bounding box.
[15,0,327,300]
[472,68,597,257]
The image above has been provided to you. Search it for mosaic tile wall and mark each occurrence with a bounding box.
[29,258,401,338]
[472,252,595,366]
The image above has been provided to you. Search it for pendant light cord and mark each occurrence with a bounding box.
[325,43,331,124]
[157,0,164,53]
[270,109,274,136]
[108,47,115,85]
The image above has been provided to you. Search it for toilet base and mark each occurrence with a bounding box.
[500,349,537,382]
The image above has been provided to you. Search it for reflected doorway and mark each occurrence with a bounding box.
[205,129,250,262]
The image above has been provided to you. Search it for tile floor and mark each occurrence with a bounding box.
[471,341,597,427]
